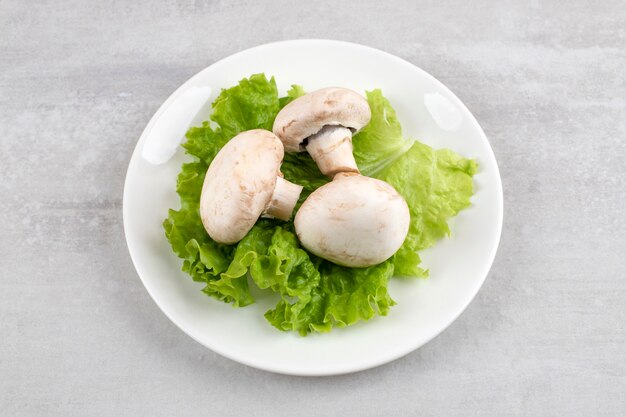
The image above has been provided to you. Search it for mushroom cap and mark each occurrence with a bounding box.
[200,129,284,244]
[273,87,371,153]
[294,174,410,268]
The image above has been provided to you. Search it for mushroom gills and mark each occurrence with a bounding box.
[271,87,372,176]
[305,125,359,176]
[262,176,303,221]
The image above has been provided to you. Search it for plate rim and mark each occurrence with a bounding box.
[122,39,504,376]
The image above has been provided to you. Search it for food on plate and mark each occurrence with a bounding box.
[295,172,410,267]
[273,87,370,176]
[274,87,410,267]
[163,74,477,335]
[199,129,303,244]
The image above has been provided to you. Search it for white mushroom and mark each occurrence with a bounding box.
[273,87,371,176]
[294,173,410,268]
[200,129,303,244]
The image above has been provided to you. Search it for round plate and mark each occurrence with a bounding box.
[123,40,503,376]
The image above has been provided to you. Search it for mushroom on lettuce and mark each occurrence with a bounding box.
[273,87,371,177]
[274,87,411,267]
[294,173,410,267]
[199,129,303,244]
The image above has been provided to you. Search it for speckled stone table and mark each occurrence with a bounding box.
[2,1,625,416]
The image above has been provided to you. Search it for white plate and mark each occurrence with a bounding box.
[123,40,503,376]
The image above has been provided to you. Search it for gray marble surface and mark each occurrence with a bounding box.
[2,0,625,416]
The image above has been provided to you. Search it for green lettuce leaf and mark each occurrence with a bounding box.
[182,73,281,165]
[163,74,477,335]
[265,260,396,335]
[353,90,414,177]
[380,142,477,277]
[279,84,307,108]
[353,90,477,277]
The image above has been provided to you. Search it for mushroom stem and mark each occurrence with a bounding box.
[263,176,303,221]
[305,126,360,177]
